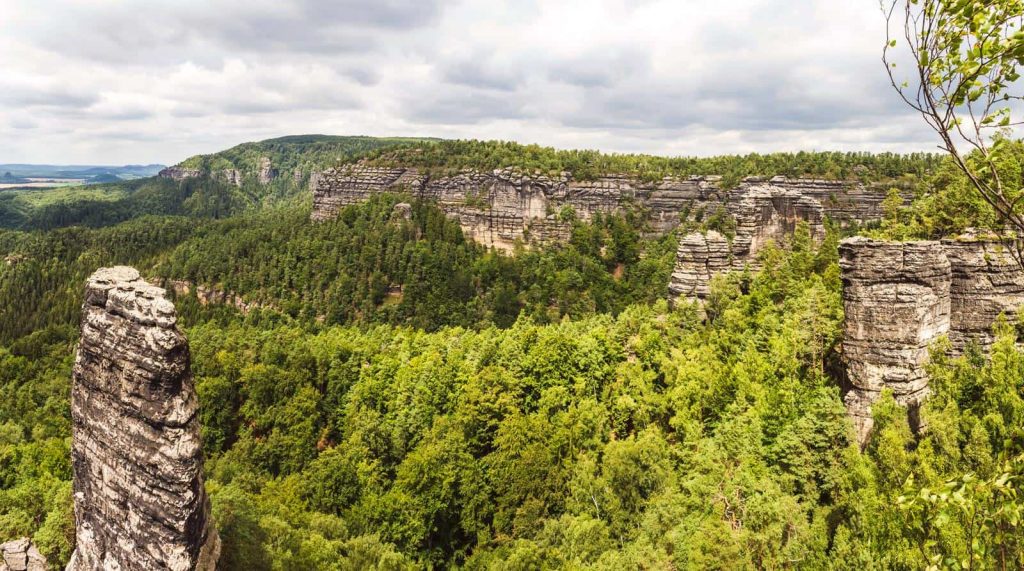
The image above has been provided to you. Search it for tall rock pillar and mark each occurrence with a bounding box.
[67,267,219,571]
[839,238,951,445]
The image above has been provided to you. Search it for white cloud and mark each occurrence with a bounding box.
[0,0,938,164]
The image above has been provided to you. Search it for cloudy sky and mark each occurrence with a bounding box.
[0,0,939,165]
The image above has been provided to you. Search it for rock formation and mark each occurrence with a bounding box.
[942,233,1024,352]
[667,231,732,302]
[311,165,885,251]
[68,267,219,571]
[668,185,828,304]
[0,539,47,571]
[157,166,202,182]
[838,234,1024,443]
[839,238,951,444]
[257,157,277,185]
[158,166,242,187]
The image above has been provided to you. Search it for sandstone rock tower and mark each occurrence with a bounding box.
[839,238,952,444]
[67,267,219,571]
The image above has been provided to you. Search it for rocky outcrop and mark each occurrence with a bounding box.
[0,539,47,571]
[158,166,242,187]
[667,231,732,302]
[942,233,1024,352]
[839,238,951,444]
[728,184,826,260]
[668,185,827,304]
[312,165,881,251]
[68,267,219,571]
[166,279,266,315]
[157,166,202,182]
[257,157,277,185]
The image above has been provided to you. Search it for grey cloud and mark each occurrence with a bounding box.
[547,48,650,88]
[0,87,98,109]
[441,58,523,91]
[405,91,530,125]
[26,0,447,65]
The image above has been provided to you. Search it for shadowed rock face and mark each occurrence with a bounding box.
[67,267,219,571]
[839,238,951,445]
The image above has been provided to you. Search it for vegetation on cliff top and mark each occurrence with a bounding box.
[357,138,945,186]
[178,135,437,174]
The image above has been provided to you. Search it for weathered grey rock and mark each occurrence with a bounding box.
[257,156,277,185]
[942,233,1024,352]
[312,166,886,251]
[392,202,413,222]
[157,167,202,182]
[667,185,827,304]
[668,231,732,302]
[728,184,826,261]
[158,166,242,188]
[0,538,47,571]
[839,238,951,445]
[68,267,220,571]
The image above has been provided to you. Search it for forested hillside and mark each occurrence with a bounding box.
[0,138,1021,569]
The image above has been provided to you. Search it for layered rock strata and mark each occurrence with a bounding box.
[941,234,1024,352]
[839,238,951,444]
[68,267,219,571]
[667,231,732,301]
[311,166,881,250]
[0,539,47,571]
[668,186,827,303]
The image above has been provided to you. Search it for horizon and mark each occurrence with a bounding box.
[1,1,939,165]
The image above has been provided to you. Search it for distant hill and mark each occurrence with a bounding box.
[174,134,436,177]
[0,163,165,184]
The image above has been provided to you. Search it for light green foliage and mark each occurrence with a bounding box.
[885,0,1024,252]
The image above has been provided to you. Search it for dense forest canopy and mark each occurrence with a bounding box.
[178,135,438,175]
[357,139,945,186]
[0,135,1022,569]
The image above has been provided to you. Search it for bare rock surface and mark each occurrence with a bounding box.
[839,238,952,444]
[67,267,219,571]
[0,538,47,571]
[668,231,732,302]
[942,233,1024,351]
[311,166,883,251]
[257,156,277,184]
[668,185,827,304]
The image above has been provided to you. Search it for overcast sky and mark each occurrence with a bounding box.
[0,0,939,165]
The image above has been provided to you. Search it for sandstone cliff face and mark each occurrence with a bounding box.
[839,238,951,444]
[942,234,1024,352]
[157,166,203,182]
[0,539,46,571]
[257,156,277,185]
[667,231,732,302]
[312,165,875,251]
[668,185,827,304]
[68,267,219,571]
[838,236,1024,443]
[158,167,242,187]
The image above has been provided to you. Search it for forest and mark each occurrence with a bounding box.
[0,138,1022,569]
